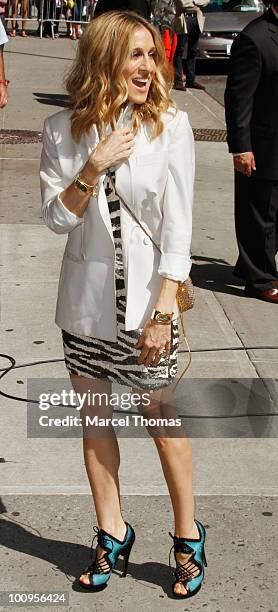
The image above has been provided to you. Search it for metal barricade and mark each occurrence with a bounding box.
[3,0,97,38]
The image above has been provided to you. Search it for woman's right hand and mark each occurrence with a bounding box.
[85,128,135,178]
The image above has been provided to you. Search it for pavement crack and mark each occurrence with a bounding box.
[212,291,256,370]
[212,291,278,412]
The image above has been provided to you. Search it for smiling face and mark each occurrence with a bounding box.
[122,27,157,104]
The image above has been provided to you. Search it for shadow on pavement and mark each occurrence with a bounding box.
[191,255,245,297]
[34,93,70,107]
[0,513,174,597]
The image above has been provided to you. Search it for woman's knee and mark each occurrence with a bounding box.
[154,434,192,455]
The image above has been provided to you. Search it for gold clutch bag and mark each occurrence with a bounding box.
[176,277,194,314]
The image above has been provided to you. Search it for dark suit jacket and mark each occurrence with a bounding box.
[94,0,151,19]
[224,8,278,180]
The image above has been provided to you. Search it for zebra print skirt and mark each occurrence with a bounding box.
[62,172,179,391]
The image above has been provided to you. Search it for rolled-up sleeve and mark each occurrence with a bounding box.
[158,110,195,282]
[40,118,84,234]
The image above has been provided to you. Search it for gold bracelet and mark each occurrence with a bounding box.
[74,173,99,197]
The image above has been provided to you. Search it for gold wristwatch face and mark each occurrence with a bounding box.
[155,314,171,323]
[74,177,98,196]
[152,310,173,324]
[74,177,87,193]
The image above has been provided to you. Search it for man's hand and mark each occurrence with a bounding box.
[233,152,256,177]
[0,83,8,109]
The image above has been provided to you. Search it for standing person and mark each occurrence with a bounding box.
[42,0,62,37]
[173,0,209,91]
[10,0,28,36]
[152,1,178,74]
[40,11,208,600]
[94,0,151,19]
[0,17,9,108]
[71,0,82,38]
[224,2,278,303]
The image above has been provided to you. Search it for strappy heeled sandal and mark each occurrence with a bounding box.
[79,522,135,591]
[169,519,207,599]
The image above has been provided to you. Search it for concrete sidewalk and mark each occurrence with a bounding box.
[0,35,278,611]
[1,494,277,611]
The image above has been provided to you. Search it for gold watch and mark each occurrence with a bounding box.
[74,173,99,197]
[151,309,173,325]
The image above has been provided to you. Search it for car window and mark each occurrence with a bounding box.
[204,0,265,12]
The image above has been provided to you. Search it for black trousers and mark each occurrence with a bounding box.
[233,171,278,290]
[173,14,200,85]
[42,0,62,36]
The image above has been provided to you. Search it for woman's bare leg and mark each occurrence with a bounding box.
[21,0,28,33]
[136,386,200,596]
[70,374,126,585]
[11,0,18,32]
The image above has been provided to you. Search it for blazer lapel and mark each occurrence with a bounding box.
[80,109,141,241]
[115,158,133,201]
[125,123,151,217]
[270,29,278,46]
[114,103,135,212]
[116,125,149,219]
[267,9,278,45]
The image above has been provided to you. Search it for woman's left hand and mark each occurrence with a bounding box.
[135,320,171,367]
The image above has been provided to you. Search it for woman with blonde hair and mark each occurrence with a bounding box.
[40,10,207,600]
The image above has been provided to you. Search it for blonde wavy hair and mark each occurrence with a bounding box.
[65,11,177,143]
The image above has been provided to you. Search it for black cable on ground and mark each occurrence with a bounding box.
[0,352,277,419]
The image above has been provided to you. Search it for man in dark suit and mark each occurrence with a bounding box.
[94,0,151,19]
[224,2,278,303]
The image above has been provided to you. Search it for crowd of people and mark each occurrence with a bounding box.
[0,1,207,88]
[0,0,97,37]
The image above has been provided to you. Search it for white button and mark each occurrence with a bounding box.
[143,237,151,245]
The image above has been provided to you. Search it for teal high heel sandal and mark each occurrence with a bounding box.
[79,522,135,591]
[169,519,207,599]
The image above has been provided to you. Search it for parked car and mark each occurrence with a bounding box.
[199,0,265,59]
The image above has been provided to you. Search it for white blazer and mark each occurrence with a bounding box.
[40,105,195,341]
